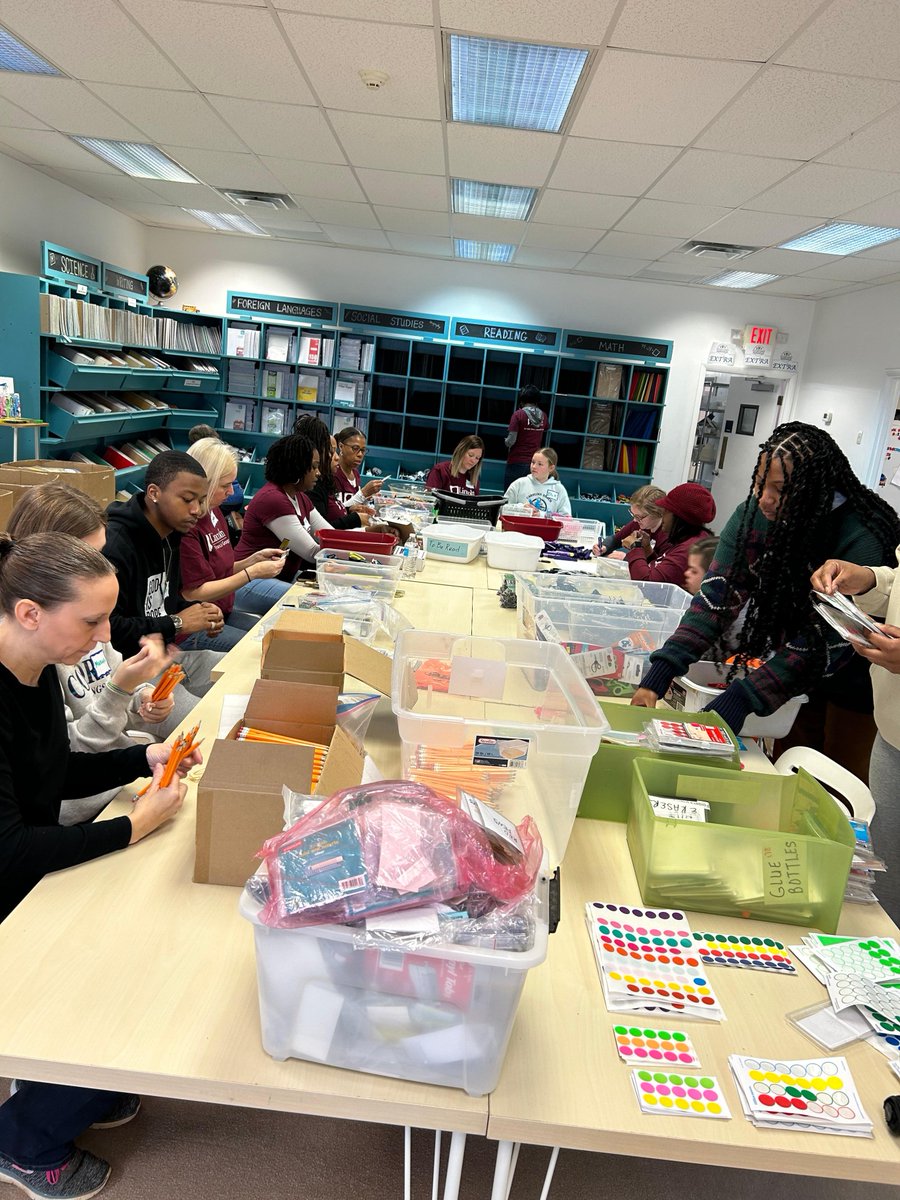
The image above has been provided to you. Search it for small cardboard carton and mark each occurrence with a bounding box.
[194,678,365,886]
[0,459,115,507]
[0,488,14,533]
[260,609,393,694]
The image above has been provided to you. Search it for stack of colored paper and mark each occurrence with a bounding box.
[728,1055,873,1137]
[585,900,724,1022]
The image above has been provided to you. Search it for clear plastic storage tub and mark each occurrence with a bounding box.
[315,548,402,601]
[515,572,690,639]
[391,630,608,868]
[667,661,808,739]
[421,522,486,563]
[239,876,549,1096]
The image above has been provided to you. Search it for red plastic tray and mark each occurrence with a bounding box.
[317,529,398,553]
[499,514,563,541]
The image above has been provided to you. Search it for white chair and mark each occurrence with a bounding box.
[772,746,875,823]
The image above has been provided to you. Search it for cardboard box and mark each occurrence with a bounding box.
[260,610,393,694]
[194,678,366,886]
[0,459,115,508]
[0,489,13,533]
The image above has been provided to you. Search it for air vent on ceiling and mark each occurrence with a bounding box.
[681,240,759,261]
[637,267,706,284]
[219,189,297,212]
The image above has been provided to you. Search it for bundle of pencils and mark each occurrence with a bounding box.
[236,726,328,785]
[136,724,202,797]
[406,745,515,807]
[151,663,184,702]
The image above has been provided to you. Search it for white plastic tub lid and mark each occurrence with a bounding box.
[485,531,544,548]
[423,523,485,543]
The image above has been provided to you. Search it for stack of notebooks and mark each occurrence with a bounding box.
[39,295,222,355]
[52,391,168,418]
[265,327,295,363]
[585,900,724,1022]
[227,360,257,395]
[299,334,334,366]
[226,324,260,357]
[728,1055,872,1137]
[645,719,736,758]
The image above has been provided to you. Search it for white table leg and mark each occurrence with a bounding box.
[432,1130,442,1200]
[441,1131,466,1200]
[504,1142,520,1200]
[538,1146,560,1200]
[490,1140,517,1200]
[404,1126,412,1200]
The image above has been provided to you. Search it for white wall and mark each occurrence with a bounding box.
[144,227,817,491]
[0,151,147,278]
[711,375,784,522]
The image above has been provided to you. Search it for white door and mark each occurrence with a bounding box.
[706,374,786,531]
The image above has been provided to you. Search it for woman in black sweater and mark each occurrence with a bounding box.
[0,531,195,1199]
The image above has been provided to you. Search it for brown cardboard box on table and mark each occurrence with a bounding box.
[0,459,115,508]
[260,609,393,694]
[0,489,14,532]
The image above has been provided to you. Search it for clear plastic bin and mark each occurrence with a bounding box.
[391,630,608,868]
[516,572,690,639]
[239,876,548,1096]
[556,516,602,544]
[315,548,402,602]
[668,661,808,739]
[626,759,855,933]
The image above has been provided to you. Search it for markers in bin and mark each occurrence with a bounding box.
[136,724,202,797]
[151,663,184,702]
[236,725,328,785]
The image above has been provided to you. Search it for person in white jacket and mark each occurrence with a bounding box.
[810,549,900,922]
[502,448,572,516]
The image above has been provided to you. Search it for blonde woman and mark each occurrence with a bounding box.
[502,448,572,515]
[179,437,290,651]
[426,435,484,495]
[595,484,666,556]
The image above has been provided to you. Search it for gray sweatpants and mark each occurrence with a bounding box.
[868,732,900,925]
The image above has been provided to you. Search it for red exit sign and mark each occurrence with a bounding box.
[744,325,774,345]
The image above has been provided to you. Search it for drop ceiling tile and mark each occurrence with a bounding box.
[114,202,210,229]
[838,192,900,227]
[513,248,585,269]
[38,169,165,204]
[277,0,432,20]
[328,112,444,173]
[206,97,344,163]
[654,253,728,275]
[858,237,900,261]
[440,0,619,42]
[609,0,823,60]
[592,231,683,259]
[696,66,900,160]
[777,0,900,81]
[142,181,235,208]
[819,110,900,171]
[573,253,650,276]
[374,207,451,235]
[615,199,730,238]
[0,0,190,88]
[549,138,679,196]
[746,163,900,217]
[0,128,118,172]
[451,214,527,242]
[734,248,837,273]
[356,169,447,210]
[754,277,847,297]
[386,233,453,257]
[0,97,49,130]
[120,0,315,104]
[696,209,822,246]
[522,224,605,251]
[251,213,320,234]
[534,190,634,228]
[800,257,900,282]
[0,78,143,139]
[280,14,439,119]
[298,198,379,228]
[648,150,801,207]
[160,146,283,190]
[263,160,365,200]
[446,126,561,188]
[322,225,391,248]
[85,85,246,152]
[572,52,757,145]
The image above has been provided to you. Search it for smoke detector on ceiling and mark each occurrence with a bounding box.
[359,69,389,90]
[219,189,297,212]
[681,240,759,261]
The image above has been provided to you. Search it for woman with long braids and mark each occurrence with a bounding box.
[292,412,374,530]
[632,423,900,778]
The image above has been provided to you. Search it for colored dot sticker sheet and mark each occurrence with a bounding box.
[728,1055,873,1137]
[613,1025,701,1067]
[826,972,900,1022]
[631,1069,731,1119]
[692,931,796,974]
[810,935,900,983]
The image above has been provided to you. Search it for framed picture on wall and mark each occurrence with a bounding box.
[737,404,759,436]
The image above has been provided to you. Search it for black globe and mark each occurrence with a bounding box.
[147,265,178,299]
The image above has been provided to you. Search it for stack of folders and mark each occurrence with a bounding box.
[226,325,260,358]
[728,1055,872,1137]
[585,900,724,1022]
[228,360,257,395]
[265,327,294,363]
[338,336,362,369]
[645,719,736,758]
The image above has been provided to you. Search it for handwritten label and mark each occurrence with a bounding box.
[763,838,808,906]
[459,790,523,854]
[649,795,710,823]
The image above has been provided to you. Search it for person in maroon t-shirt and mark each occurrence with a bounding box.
[334,426,384,509]
[504,385,548,489]
[425,435,484,495]
[178,438,290,650]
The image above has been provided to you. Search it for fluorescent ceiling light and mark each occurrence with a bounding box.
[0,26,60,74]
[705,271,780,289]
[72,137,196,182]
[183,209,267,235]
[779,221,900,255]
[452,178,536,220]
[454,239,515,263]
[448,33,589,133]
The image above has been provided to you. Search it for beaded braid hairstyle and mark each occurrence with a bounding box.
[715,421,900,669]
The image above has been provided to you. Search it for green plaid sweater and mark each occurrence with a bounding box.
[640,497,891,732]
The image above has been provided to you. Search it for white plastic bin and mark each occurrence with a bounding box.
[421,522,486,563]
[484,530,544,571]
[315,548,402,602]
[668,661,808,738]
[239,877,549,1096]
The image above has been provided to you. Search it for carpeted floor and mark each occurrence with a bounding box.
[25,1089,896,1199]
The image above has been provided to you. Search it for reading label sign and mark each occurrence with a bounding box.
[451,318,560,348]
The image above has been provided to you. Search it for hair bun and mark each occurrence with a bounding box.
[0,533,14,559]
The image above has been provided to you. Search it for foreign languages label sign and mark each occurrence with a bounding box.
[227,292,337,323]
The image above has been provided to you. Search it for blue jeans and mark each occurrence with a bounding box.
[178,578,291,651]
[0,1082,123,1169]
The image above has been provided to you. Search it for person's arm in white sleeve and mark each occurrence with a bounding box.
[266,514,321,562]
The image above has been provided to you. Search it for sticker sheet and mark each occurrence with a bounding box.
[613,1025,701,1067]
[728,1055,872,1136]
[692,931,795,973]
[631,1069,730,1118]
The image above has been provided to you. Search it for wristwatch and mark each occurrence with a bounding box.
[171,614,183,632]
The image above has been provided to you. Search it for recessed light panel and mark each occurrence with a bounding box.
[183,209,267,235]
[448,33,589,133]
[779,222,900,255]
[454,239,515,263]
[0,26,60,74]
[72,138,196,183]
[451,178,536,220]
[705,271,780,289]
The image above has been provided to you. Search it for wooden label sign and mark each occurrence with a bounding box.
[227,291,337,323]
[450,318,559,348]
[102,262,149,300]
[564,330,672,362]
[340,304,448,336]
[42,241,101,286]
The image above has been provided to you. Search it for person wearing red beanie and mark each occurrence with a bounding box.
[621,482,716,586]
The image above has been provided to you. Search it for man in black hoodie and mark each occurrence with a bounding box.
[104,451,225,694]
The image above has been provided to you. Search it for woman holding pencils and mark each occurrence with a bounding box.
[0,526,198,1200]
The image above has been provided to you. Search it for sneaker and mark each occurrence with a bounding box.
[0,1148,110,1199]
[8,1085,140,1131]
